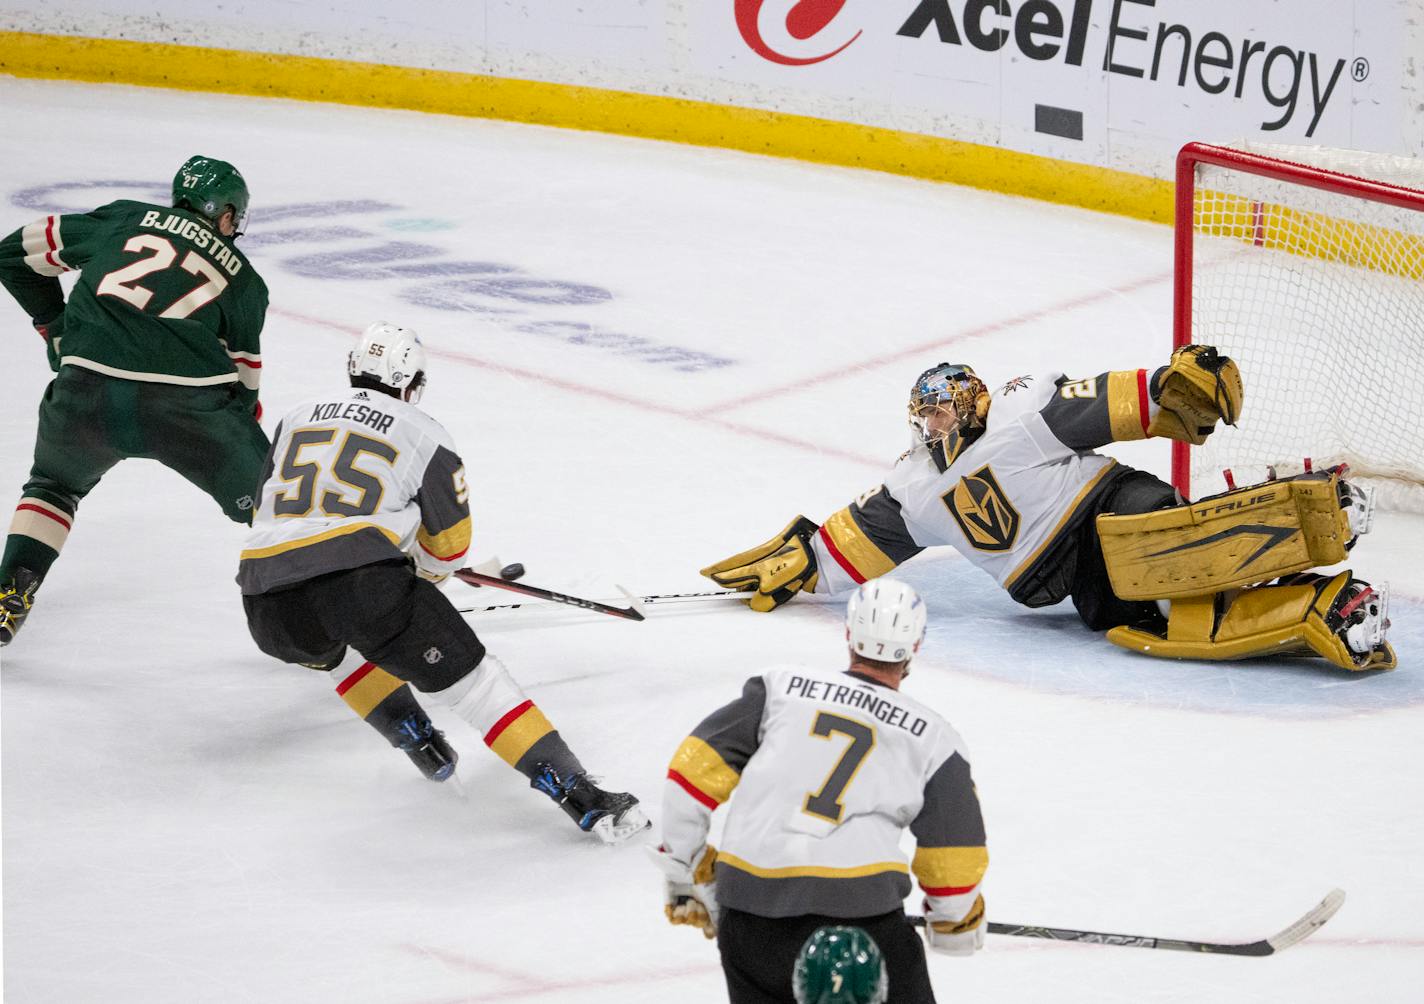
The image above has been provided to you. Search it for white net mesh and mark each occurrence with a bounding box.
[1187,144,1424,511]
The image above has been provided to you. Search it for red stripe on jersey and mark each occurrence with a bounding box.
[484,699,534,746]
[417,539,469,561]
[230,357,262,368]
[668,769,720,810]
[921,883,979,897]
[1136,368,1151,436]
[817,525,866,585]
[16,503,71,530]
[253,401,263,422]
[335,661,378,696]
[44,216,63,270]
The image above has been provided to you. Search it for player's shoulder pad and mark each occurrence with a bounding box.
[986,371,1060,424]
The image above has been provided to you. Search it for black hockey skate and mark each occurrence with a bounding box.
[530,763,650,844]
[394,714,458,782]
[0,568,41,647]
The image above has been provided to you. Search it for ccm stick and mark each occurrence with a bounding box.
[910,887,1345,956]
[453,569,650,621]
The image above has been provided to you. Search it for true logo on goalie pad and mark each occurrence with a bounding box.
[945,465,1020,552]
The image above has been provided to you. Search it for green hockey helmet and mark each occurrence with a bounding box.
[793,926,889,1004]
[172,155,250,235]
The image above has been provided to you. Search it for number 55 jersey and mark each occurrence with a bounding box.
[237,389,472,595]
[662,664,987,921]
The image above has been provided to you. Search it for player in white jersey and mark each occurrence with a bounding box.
[239,321,648,843]
[653,579,986,1004]
[702,348,1395,671]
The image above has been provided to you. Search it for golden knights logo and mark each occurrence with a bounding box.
[944,465,1020,552]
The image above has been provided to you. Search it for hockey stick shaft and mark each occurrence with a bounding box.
[455,589,747,615]
[453,569,645,621]
[909,888,1343,957]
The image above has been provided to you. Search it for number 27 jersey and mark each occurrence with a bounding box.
[662,664,988,919]
[237,388,471,595]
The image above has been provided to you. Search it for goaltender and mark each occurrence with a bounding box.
[701,347,1394,671]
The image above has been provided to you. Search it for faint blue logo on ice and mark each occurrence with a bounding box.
[10,181,735,374]
[899,558,1422,719]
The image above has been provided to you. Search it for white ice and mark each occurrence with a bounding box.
[2,78,1422,1004]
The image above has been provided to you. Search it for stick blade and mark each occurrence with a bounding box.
[1265,888,1345,954]
[615,585,647,620]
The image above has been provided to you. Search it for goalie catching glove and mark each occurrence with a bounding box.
[924,893,987,957]
[1148,344,1244,445]
[650,844,719,939]
[700,516,820,612]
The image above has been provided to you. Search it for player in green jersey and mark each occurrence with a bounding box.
[0,156,453,782]
[0,155,267,646]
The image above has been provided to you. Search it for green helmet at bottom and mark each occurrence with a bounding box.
[172,155,250,234]
[793,926,889,1004]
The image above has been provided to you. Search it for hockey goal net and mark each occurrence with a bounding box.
[1173,141,1424,512]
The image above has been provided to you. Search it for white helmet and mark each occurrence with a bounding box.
[846,579,926,664]
[348,321,427,402]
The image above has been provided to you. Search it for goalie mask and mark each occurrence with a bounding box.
[908,362,990,462]
[793,926,889,1004]
[349,321,428,403]
[846,579,926,665]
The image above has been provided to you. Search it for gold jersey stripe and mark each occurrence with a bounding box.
[1107,370,1149,442]
[667,736,742,805]
[716,851,909,881]
[337,665,405,719]
[1004,461,1119,591]
[911,845,990,889]
[823,507,897,581]
[240,522,401,561]
[487,704,555,767]
[416,516,472,561]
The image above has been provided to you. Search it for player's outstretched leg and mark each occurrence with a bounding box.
[432,653,649,843]
[331,657,458,782]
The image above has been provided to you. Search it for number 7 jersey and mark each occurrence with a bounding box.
[662,664,987,920]
[237,389,471,595]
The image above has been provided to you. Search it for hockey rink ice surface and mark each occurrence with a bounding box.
[2,79,1422,1004]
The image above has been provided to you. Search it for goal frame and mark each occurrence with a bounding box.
[1170,141,1424,498]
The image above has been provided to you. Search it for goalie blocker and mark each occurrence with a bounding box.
[1097,469,1394,670]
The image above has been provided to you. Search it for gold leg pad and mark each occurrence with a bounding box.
[1106,571,1392,671]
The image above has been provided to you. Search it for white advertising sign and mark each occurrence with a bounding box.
[4,0,1420,180]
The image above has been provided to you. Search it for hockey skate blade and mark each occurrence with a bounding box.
[1266,888,1345,954]
[589,804,652,845]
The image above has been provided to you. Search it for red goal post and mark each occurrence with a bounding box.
[1172,141,1424,510]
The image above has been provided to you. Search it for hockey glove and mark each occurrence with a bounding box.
[700,516,820,612]
[34,313,63,373]
[649,844,719,939]
[1147,344,1244,445]
[924,894,986,957]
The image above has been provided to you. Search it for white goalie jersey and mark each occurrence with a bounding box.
[237,388,472,595]
[810,369,1168,607]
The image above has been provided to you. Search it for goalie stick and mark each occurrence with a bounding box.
[453,569,646,621]
[909,888,1344,956]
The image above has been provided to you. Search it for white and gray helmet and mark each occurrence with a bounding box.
[348,321,427,402]
[845,578,927,664]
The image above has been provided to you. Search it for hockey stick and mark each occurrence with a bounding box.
[909,888,1344,956]
[453,569,645,621]
[455,589,748,615]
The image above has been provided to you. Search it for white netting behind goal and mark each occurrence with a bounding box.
[1184,143,1424,511]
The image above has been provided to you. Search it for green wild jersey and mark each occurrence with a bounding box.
[0,200,268,409]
